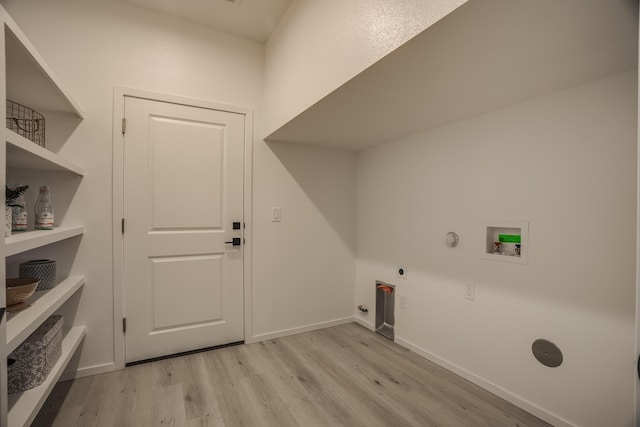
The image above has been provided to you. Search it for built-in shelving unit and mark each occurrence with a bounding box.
[7,326,86,427]
[5,226,85,257]
[4,17,84,118]
[6,276,85,353]
[7,130,85,176]
[0,5,87,426]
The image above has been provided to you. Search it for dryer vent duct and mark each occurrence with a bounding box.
[375,281,395,340]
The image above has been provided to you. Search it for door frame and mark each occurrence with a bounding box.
[112,86,253,369]
[636,11,640,424]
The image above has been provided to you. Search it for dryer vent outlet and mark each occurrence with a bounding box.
[375,281,395,340]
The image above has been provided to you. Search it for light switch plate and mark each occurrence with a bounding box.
[272,207,281,222]
[464,282,475,300]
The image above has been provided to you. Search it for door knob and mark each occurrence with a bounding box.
[225,237,241,246]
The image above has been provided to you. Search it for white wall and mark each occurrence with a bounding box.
[355,70,637,427]
[263,0,467,136]
[5,0,634,424]
[2,0,356,373]
[252,141,356,339]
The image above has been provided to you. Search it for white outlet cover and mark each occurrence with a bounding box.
[400,295,407,309]
[397,266,407,279]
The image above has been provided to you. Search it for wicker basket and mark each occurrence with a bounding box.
[8,315,63,393]
[6,100,45,147]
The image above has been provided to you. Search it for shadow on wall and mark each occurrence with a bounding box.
[266,140,356,255]
[43,114,83,154]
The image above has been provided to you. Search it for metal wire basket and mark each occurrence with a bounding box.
[6,100,45,147]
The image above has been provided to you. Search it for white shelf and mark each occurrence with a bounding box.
[3,12,84,118]
[6,130,85,176]
[7,326,86,427]
[5,226,84,256]
[0,5,87,426]
[6,276,85,353]
[264,2,636,151]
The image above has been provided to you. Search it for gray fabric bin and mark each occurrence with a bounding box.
[8,315,63,394]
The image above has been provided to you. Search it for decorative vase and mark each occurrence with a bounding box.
[34,186,54,230]
[7,184,29,232]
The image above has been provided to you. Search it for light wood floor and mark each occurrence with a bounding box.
[33,323,551,426]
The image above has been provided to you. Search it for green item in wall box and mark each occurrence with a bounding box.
[499,234,521,243]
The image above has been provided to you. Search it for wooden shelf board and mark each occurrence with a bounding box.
[5,226,84,256]
[6,275,85,353]
[7,326,86,427]
[6,130,85,176]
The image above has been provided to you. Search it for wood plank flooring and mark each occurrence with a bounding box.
[32,323,551,426]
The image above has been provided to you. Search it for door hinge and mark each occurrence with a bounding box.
[122,117,127,135]
[121,218,125,234]
[122,317,127,334]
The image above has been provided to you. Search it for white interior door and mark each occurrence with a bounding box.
[123,96,244,363]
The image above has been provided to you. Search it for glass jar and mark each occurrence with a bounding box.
[34,186,54,230]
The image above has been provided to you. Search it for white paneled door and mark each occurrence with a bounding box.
[123,96,244,363]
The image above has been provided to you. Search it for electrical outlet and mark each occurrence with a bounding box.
[399,295,407,309]
[464,282,475,300]
[397,266,407,279]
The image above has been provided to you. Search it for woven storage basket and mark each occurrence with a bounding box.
[6,100,45,147]
[8,315,63,394]
[19,259,56,291]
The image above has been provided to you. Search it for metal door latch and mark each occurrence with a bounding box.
[225,237,241,246]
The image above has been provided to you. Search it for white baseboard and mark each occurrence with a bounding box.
[59,362,116,382]
[249,316,354,343]
[394,336,575,427]
[353,316,374,331]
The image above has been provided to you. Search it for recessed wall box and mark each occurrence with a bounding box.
[482,221,528,264]
[375,281,395,340]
